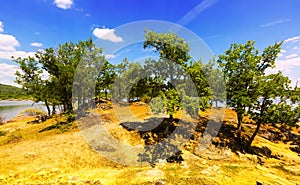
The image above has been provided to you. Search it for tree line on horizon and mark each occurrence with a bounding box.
[13,30,300,149]
[0,83,32,100]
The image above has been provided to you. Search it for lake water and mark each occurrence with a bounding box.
[0,100,48,122]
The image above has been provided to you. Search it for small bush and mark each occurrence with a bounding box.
[63,110,75,123]
[7,132,22,143]
[141,96,152,104]
[0,130,6,136]
[149,96,166,115]
[22,108,46,116]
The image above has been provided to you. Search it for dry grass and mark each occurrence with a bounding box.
[21,108,46,116]
[0,105,299,184]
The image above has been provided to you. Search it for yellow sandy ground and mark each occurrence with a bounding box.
[0,106,299,184]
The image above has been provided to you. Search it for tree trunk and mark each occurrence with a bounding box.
[63,104,67,112]
[52,104,56,115]
[246,122,261,149]
[66,98,73,112]
[78,95,82,110]
[45,99,51,116]
[105,90,108,100]
[237,113,243,131]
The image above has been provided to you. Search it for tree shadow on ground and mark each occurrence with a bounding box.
[39,121,73,133]
[205,121,288,159]
[121,116,298,164]
[258,124,300,156]
[121,117,196,165]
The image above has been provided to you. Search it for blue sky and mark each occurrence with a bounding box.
[0,0,300,86]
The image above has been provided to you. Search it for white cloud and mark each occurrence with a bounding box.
[0,33,35,60]
[0,50,35,60]
[30,42,43,47]
[286,53,299,59]
[53,0,73,9]
[0,34,19,51]
[104,54,115,59]
[266,36,300,87]
[93,28,123,43]
[0,63,49,87]
[266,57,300,88]
[277,49,286,57]
[0,63,20,86]
[292,46,300,51]
[260,19,290,28]
[268,56,300,74]
[0,22,39,86]
[0,21,4,33]
[0,31,36,60]
[285,36,300,43]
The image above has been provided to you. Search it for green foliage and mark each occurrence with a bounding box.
[10,30,298,151]
[0,83,31,100]
[0,130,6,136]
[164,88,181,119]
[143,30,200,119]
[143,30,191,66]
[218,40,299,148]
[95,61,116,100]
[149,96,166,115]
[64,110,75,123]
[14,38,106,114]
[218,40,283,131]
[203,58,226,107]
[110,30,213,120]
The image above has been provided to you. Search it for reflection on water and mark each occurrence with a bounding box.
[0,100,47,122]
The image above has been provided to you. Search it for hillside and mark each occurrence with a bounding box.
[0,83,31,100]
[0,104,299,184]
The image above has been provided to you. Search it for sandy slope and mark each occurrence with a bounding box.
[0,107,299,184]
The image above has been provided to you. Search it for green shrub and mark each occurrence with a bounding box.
[141,96,152,104]
[149,96,166,115]
[64,110,75,123]
[7,132,22,143]
[22,108,46,116]
[0,130,6,136]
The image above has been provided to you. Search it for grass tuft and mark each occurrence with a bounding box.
[22,108,46,116]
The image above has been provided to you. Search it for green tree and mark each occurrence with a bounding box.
[14,56,54,116]
[112,58,131,103]
[15,38,104,114]
[217,41,282,131]
[73,43,106,111]
[95,61,116,100]
[246,72,298,148]
[143,31,191,119]
[203,58,226,107]
[143,30,190,66]
[186,59,216,110]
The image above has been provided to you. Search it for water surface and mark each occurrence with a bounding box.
[0,100,47,122]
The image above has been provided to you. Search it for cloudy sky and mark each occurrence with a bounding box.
[0,0,300,86]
